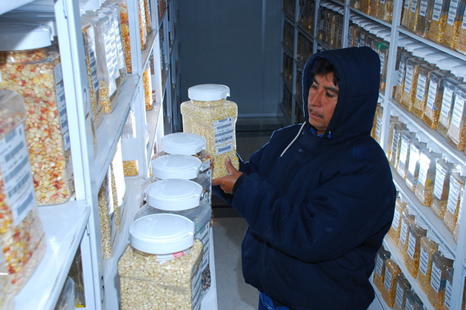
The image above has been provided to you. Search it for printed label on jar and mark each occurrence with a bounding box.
[375,117,382,138]
[214,117,234,146]
[216,143,233,156]
[375,255,384,276]
[400,219,409,246]
[404,0,410,9]
[447,182,460,214]
[398,63,405,86]
[426,81,438,110]
[447,0,459,25]
[196,222,210,272]
[444,279,453,309]
[434,168,446,199]
[451,95,465,128]
[418,160,429,187]
[406,298,415,310]
[441,88,454,118]
[399,140,409,166]
[432,0,444,21]
[408,146,420,176]
[200,158,211,173]
[192,265,202,310]
[407,232,417,259]
[0,124,34,206]
[380,53,385,75]
[395,282,405,307]
[114,20,125,69]
[416,75,427,101]
[393,209,401,230]
[430,261,442,293]
[383,267,393,291]
[411,0,418,13]
[419,247,430,275]
[404,66,414,93]
[87,26,99,92]
[11,184,35,226]
[420,0,428,16]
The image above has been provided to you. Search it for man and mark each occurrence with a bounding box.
[212,47,396,310]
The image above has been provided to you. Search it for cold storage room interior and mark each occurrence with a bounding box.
[3,0,466,309]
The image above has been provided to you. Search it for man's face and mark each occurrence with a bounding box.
[307,72,339,135]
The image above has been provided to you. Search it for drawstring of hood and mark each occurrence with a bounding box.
[278,122,306,160]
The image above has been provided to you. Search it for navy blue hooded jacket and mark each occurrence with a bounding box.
[214,47,396,309]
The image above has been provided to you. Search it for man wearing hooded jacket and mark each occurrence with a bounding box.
[213,47,396,310]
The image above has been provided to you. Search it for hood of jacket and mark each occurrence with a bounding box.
[302,47,381,143]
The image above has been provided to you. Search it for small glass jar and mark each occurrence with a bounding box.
[394,273,412,310]
[387,115,401,161]
[118,214,203,310]
[405,136,428,192]
[413,64,435,118]
[432,160,459,219]
[456,8,466,54]
[348,24,357,47]
[443,0,465,49]
[373,246,391,292]
[428,0,450,42]
[402,0,414,27]
[416,0,435,36]
[98,173,116,260]
[397,129,417,179]
[415,145,443,206]
[372,103,384,143]
[447,83,466,150]
[417,231,440,294]
[381,259,402,307]
[424,70,452,129]
[443,173,465,233]
[438,76,463,137]
[110,139,126,232]
[406,289,425,309]
[395,51,412,103]
[402,57,425,112]
[427,245,454,309]
[109,0,132,73]
[137,0,147,50]
[409,0,423,32]
[390,121,408,168]
[378,0,395,21]
[398,208,417,255]
[405,218,428,277]
[441,266,454,309]
[389,196,408,243]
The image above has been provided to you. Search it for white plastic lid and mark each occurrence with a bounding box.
[427,230,441,244]
[146,179,202,211]
[451,65,466,79]
[0,13,57,39]
[188,84,230,101]
[151,154,202,180]
[439,244,455,260]
[405,43,425,52]
[130,214,195,254]
[437,59,465,71]
[0,22,52,51]
[413,47,438,59]
[161,133,206,155]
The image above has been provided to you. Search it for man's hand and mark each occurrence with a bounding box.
[212,156,243,194]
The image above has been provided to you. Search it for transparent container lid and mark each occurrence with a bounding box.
[151,154,202,180]
[0,22,52,51]
[405,43,425,52]
[0,12,56,39]
[188,84,230,101]
[161,132,206,155]
[130,214,195,254]
[145,179,202,211]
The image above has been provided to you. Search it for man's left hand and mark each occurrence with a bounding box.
[212,156,243,194]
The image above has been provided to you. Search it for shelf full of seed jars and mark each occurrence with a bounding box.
[282,0,466,308]
[0,0,198,308]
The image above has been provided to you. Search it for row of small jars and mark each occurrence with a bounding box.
[374,238,456,310]
[316,8,344,49]
[387,114,466,241]
[349,0,394,22]
[394,42,466,152]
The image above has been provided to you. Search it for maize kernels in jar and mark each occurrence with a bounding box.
[373,246,391,292]
[388,198,407,243]
[123,160,139,177]
[381,259,401,307]
[415,147,443,206]
[443,0,462,49]
[423,70,450,130]
[404,219,428,277]
[417,234,439,295]
[138,0,147,50]
[143,65,153,110]
[393,273,411,310]
[446,85,466,151]
[443,173,464,233]
[427,247,454,310]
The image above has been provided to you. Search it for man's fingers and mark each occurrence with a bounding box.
[225,156,237,175]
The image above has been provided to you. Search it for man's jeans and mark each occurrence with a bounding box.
[258,292,291,310]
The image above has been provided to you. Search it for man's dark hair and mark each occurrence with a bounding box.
[312,58,339,87]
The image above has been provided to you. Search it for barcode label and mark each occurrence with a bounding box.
[392,209,401,230]
[434,168,446,199]
[7,171,29,199]
[214,117,235,146]
[407,232,416,258]
[408,146,420,176]
[399,139,409,167]
[404,0,410,9]
[404,66,414,93]
[418,157,429,186]
[375,117,382,138]
[395,282,405,307]
[447,179,461,214]
[445,279,453,309]
[54,63,63,84]
[430,261,442,292]
[216,143,233,155]
[419,247,430,275]
[4,147,26,177]
[441,88,454,118]
[416,75,427,101]
[375,255,383,276]
[11,185,36,226]
[451,95,465,128]
[63,131,70,151]
[447,0,459,25]
[426,81,438,110]
[56,81,68,136]
[5,129,16,144]
[400,218,409,246]
[384,268,393,291]
[380,53,385,75]
[432,0,444,21]
[398,63,405,86]
[420,0,428,16]
[411,0,419,12]
[4,141,24,163]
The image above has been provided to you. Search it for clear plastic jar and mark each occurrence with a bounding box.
[181,84,239,179]
[427,245,454,309]
[379,41,390,91]
[438,76,463,137]
[415,145,443,205]
[98,173,116,260]
[110,139,126,232]
[397,129,417,179]
[402,57,425,112]
[443,173,465,233]
[389,121,408,168]
[395,52,412,103]
[389,196,408,243]
[378,0,395,21]
[398,208,417,255]
[329,13,338,47]
[118,214,203,310]
[424,70,452,129]
[387,115,401,161]
[394,273,411,310]
[444,0,466,49]
[55,277,75,310]
[372,103,382,141]
[416,0,435,36]
[370,0,381,16]
[409,0,423,31]
[143,65,153,110]
[348,24,357,47]
[406,136,428,192]
[350,0,362,9]
[98,7,122,90]
[0,90,47,293]
[428,0,450,42]
[432,161,458,218]
[143,0,152,34]
[138,0,147,50]
[109,0,132,73]
[382,259,402,307]
[417,231,440,295]
[456,8,466,54]
[447,83,466,150]
[361,0,372,14]
[373,246,391,292]
[402,0,414,27]
[405,218,428,277]
[413,64,435,118]
[121,107,139,177]
[441,266,454,309]
[406,289,425,309]
[135,179,212,296]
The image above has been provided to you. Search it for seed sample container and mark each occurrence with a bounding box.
[0,24,76,206]
[389,196,408,243]
[424,70,452,129]
[135,179,211,296]
[378,0,394,21]
[447,81,466,150]
[98,172,116,260]
[432,160,459,219]
[441,266,454,309]
[55,277,75,310]
[0,90,46,293]
[397,128,417,179]
[415,145,443,206]
[406,289,425,309]
[393,273,411,310]
[443,173,465,233]
[443,0,465,49]
[143,65,153,110]
[413,63,435,118]
[386,114,401,162]
[405,134,428,192]
[389,119,408,168]
[402,0,414,27]
[118,214,202,310]
[398,207,417,255]
[181,84,239,179]
[402,56,425,112]
[373,246,391,292]
[405,218,429,277]
[428,0,450,42]
[110,139,126,232]
[137,0,147,50]
[381,259,402,307]
[417,231,440,294]
[408,0,423,32]
[453,193,463,242]
[395,51,412,103]
[457,7,466,53]
[415,0,435,36]
[438,76,463,137]
[121,107,139,177]
[109,0,132,73]
[427,245,454,309]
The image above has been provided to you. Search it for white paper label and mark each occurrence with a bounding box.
[411,0,419,12]
[426,80,438,110]
[375,255,384,276]
[196,222,210,273]
[404,0,411,10]
[430,261,442,292]
[433,0,444,21]
[445,279,453,309]
[434,167,446,199]
[114,20,125,70]
[447,180,460,214]
[54,62,63,84]
[395,282,405,307]
[384,267,393,291]
[398,63,406,86]
[441,88,454,118]
[87,26,99,92]
[408,146,420,176]
[405,66,414,93]
[451,95,465,128]
[10,184,35,226]
[419,247,430,275]
[380,53,385,75]
[375,117,382,138]
[392,209,402,230]
[447,0,459,25]
[407,232,417,258]
[416,75,427,101]
[406,298,415,310]
[191,263,202,310]
[214,117,234,146]
[420,0,428,16]
[400,218,409,246]
[418,156,430,186]
[399,139,409,168]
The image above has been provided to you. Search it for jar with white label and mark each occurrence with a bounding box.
[397,128,417,179]
[402,0,414,27]
[0,90,47,293]
[118,214,203,310]
[388,196,408,243]
[424,70,452,129]
[438,76,463,137]
[453,189,463,242]
[378,0,394,21]
[181,84,239,179]
[348,24,357,47]
[370,0,380,16]
[361,0,372,15]
[372,103,382,140]
[394,273,411,310]
[443,173,465,233]
[432,160,459,219]
[350,0,361,9]
[416,0,434,36]
[405,134,428,192]
[456,7,466,54]
[381,259,402,307]
[378,41,390,91]
[441,266,454,310]
[447,82,466,150]
[0,24,75,206]
[427,244,454,309]
[417,231,440,294]
[395,51,413,103]
[402,57,425,112]
[398,207,417,255]
[405,218,428,277]
[413,63,435,118]
[443,0,466,49]
[108,0,132,73]
[386,115,400,160]
[405,289,425,310]
[409,0,423,31]
[389,119,408,167]
[373,245,391,292]
[415,144,443,206]
[98,172,116,260]
[135,179,211,296]
[428,0,449,42]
